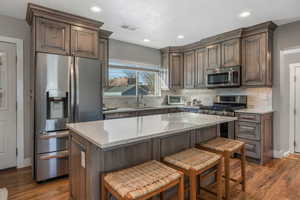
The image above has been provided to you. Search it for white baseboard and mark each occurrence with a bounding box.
[18,158,32,168]
[273,150,291,158]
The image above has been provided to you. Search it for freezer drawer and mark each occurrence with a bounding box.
[37,130,69,153]
[36,150,69,182]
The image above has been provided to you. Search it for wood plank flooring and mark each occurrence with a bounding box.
[0,154,300,200]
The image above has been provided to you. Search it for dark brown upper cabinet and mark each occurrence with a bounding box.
[183,51,196,89]
[36,17,70,55]
[169,53,184,89]
[99,38,109,87]
[160,52,170,90]
[206,44,221,69]
[221,39,241,67]
[71,26,98,59]
[27,3,106,59]
[195,48,207,88]
[242,33,270,86]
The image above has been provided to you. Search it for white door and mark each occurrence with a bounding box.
[295,66,300,153]
[0,42,17,169]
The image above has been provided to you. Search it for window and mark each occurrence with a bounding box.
[104,61,160,96]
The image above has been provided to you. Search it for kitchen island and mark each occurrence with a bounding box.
[67,112,237,200]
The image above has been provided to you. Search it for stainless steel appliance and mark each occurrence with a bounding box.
[167,95,185,105]
[206,66,241,88]
[198,95,247,139]
[34,53,102,181]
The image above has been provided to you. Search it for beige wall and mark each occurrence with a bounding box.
[0,15,32,160]
[273,20,300,156]
[109,39,161,66]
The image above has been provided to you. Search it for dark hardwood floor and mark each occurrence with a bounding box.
[1,154,300,200]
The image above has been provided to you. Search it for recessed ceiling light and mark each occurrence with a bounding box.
[239,11,251,18]
[143,38,150,42]
[177,35,185,39]
[90,6,101,13]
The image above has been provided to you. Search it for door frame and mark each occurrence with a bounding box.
[290,62,300,153]
[0,35,24,168]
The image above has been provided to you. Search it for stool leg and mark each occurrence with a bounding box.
[189,171,197,200]
[160,192,164,200]
[216,160,223,200]
[224,152,231,200]
[241,145,246,192]
[178,175,184,200]
[101,182,108,200]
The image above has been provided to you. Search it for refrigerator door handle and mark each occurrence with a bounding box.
[69,57,76,122]
[74,57,80,122]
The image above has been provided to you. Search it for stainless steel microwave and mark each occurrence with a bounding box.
[167,95,185,105]
[205,66,241,88]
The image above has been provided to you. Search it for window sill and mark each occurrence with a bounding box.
[103,95,162,99]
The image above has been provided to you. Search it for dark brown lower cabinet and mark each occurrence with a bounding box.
[70,136,87,200]
[235,112,273,164]
[69,126,218,200]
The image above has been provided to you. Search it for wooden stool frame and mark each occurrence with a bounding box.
[101,172,184,200]
[197,143,246,200]
[163,157,223,200]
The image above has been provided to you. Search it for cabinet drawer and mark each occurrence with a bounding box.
[236,121,260,140]
[37,130,69,153]
[236,113,260,122]
[36,150,69,181]
[237,138,261,159]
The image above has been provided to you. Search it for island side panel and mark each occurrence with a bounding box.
[69,125,218,200]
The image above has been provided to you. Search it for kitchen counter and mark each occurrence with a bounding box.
[67,112,236,149]
[102,105,200,114]
[235,108,274,114]
[68,112,237,200]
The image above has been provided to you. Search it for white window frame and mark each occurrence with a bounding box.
[104,60,161,97]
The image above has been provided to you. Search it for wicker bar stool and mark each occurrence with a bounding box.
[101,160,184,200]
[163,148,223,200]
[196,137,246,200]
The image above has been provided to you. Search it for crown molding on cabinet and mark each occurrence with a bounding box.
[26,3,104,31]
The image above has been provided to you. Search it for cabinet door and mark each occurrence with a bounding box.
[169,53,183,89]
[221,39,241,67]
[70,136,86,200]
[71,26,99,59]
[195,48,207,88]
[206,44,221,69]
[183,51,195,88]
[161,52,169,90]
[242,33,267,86]
[36,17,70,55]
[99,38,109,87]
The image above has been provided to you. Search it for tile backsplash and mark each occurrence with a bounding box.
[103,88,272,109]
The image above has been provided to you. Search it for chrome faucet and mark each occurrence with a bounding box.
[136,93,144,108]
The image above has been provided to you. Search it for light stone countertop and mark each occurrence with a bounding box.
[102,105,199,114]
[67,112,237,149]
[235,108,274,114]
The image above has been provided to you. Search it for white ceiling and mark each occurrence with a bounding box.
[1,0,300,49]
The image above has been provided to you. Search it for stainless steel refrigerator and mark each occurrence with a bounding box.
[34,53,102,181]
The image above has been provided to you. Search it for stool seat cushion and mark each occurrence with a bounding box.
[164,148,221,171]
[103,160,182,200]
[200,137,244,152]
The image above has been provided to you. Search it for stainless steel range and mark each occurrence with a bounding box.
[198,95,247,139]
[198,95,247,117]
[34,53,102,182]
